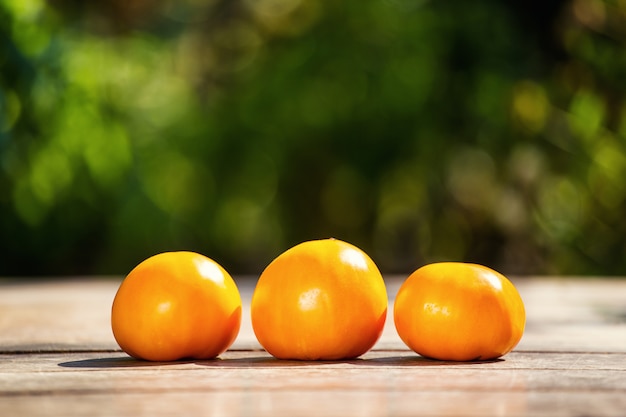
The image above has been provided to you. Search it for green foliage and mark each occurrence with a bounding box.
[1,0,626,276]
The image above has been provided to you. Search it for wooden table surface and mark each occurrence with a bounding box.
[1,276,625,417]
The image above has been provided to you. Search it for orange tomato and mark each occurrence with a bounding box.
[393,262,525,361]
[251,238,388,360]
[111,251,242,361]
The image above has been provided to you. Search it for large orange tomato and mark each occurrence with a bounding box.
[394,262,525,361]
[251,238,388,360]
[111,251,242,361]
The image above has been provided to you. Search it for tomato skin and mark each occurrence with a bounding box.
[111,251,241,361]
[251,239,388,360]
[393,262,525,361]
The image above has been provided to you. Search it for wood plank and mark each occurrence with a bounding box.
[1,277,626,353]
[0,279,120,352]
[515,278,626,353]
[0,278,260,352]
[1,277,625,416]
[0,351,624,416]
[3,390,626,417]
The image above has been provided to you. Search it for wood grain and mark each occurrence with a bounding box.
[1,277,625,416]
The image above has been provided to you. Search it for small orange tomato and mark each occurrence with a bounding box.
[251,238,388,360]
[394,262,525,361]
[111,251,241,361]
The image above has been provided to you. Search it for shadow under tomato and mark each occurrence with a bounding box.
[58,352,505,369]
[195,352,505,368]
[349,355,505,367]
[58,356,197,368]
[195,356,351,368]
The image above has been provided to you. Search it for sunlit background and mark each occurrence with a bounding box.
[1,0,625,277]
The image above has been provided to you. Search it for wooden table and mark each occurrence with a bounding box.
[1,277,625,416]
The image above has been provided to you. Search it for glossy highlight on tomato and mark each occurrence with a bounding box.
[393,262,525,361]
[111,251,242,361]
[251,238,388,360]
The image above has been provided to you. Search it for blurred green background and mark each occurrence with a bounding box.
[1,0,625,277]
